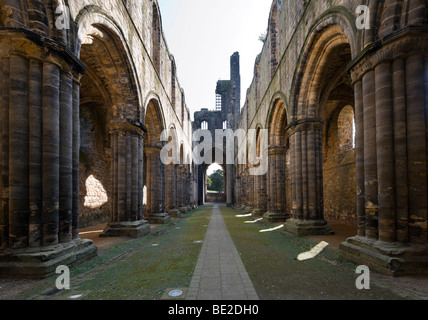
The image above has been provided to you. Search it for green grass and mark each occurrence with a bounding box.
[15,207,212,300]
[219,205,405,300]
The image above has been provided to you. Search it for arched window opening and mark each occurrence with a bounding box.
[201,121,209,130]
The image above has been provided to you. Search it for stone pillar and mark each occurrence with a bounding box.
[226,164,233,207]
[177,165,186,213]
[241,169,248,210]
[340,34,428,276]
[166,164,179,217]
[186,169,193,209]
[0,36,96,278]
[264,146,287,221]
[144,146,170,224]
[101,120,150,238]
[285,120,333,235]
[252,173,267,217]
[244,169,255,213]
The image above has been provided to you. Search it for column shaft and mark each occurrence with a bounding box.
[9,55,29,249]
[362,70,378,240]
[375,61,396,242]
[392,59,409,243]
[354,80,366,237]
[72,79,80,239]
[59,71,73,243]
[0,57,9,248]
[42,62,60,247]
[406,55,427,244]
[29,60,43,247]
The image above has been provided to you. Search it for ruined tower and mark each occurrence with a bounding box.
[193,52,241,206]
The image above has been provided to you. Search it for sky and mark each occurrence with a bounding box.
[157,0,273,120]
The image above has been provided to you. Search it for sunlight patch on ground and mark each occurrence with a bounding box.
[236,214,252,218]
[297,241,329,261]
[259,225,284,233]
[245,218,263,224]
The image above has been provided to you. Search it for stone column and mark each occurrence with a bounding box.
[264,146,287,221]
[252,173,267,217]
[101,120,150,238]
[340,34,428,276]
[0,36,96,278]
[226,164,233,207]
[241,169,248,210]
[145,146,170,224]
[166,164,179,217]
[285,121,333,235]
[244,170,255,214]
[177,165,186,213]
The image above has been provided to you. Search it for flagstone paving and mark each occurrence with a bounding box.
[186,204,259,300]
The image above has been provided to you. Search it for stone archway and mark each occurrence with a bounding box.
[285,23,355,236]
[143,98,170,224]
[77,18,148,239]
[264,97,290,222]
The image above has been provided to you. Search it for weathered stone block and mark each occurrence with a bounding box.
[100,220,151,238]
[0,239,97,279]
[340,236,428,277]
[284,219,334,236]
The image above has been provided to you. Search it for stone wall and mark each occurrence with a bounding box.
[235,0,428,275]
[206,193,227,203]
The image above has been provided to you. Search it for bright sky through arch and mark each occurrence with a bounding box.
[157,0,273,120]
[207,163,223,176]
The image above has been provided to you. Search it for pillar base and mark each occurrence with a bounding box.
[263,211,288,222]
[0,239,97,279]
[340,236,428,277]
[284,218,334,236]
[147,213,171,225]
[252,208,267,217]
[244,206,254,214]
[100,220,151,238]
[169,209,181,218]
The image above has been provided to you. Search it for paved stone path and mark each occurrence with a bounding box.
[186,204,259,300]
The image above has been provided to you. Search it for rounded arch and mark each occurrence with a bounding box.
[266,94,289,147]
[163,124,179,163]
[292,26,353,119]
[145,98,166,147]
[75,6,142,120]
[266,91,288,126]
[253,124,265,159]
[290,9,358,118]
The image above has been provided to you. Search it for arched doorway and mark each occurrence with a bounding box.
[205,163,226,203]
[143,98,170,224]
[286,22,356,236]
[265,97,290,221]
[77,18,148,238]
